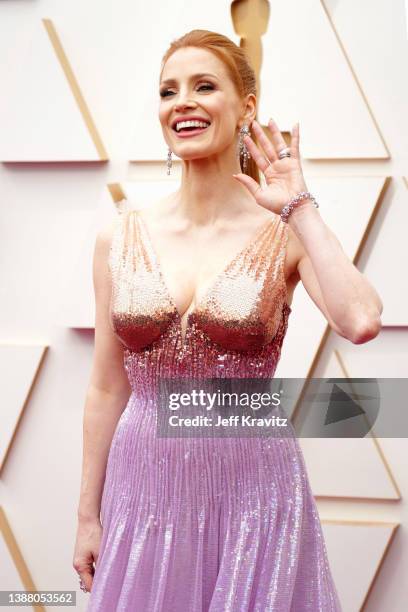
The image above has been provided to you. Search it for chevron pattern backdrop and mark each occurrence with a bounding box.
[0,1,407,610]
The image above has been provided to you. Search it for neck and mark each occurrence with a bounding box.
[169,145,255,226]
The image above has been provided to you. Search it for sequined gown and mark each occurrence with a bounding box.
[86,207,341,611]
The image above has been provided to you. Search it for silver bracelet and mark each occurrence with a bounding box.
[280,191,319,223]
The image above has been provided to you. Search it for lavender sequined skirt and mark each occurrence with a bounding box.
[86,391,342,611]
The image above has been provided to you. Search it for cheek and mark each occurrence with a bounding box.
[158,103,171,125]
[212,104,237,132]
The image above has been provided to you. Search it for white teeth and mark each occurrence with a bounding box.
[175,120,210,132]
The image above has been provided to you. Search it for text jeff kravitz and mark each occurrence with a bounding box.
[168,414,288,428]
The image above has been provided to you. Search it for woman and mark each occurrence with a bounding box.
[73,30,382,611]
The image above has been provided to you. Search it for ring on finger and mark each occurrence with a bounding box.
[278,147,291,159]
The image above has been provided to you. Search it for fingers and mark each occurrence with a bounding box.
[249,118,299,163]
[250,120,278,163]
[266,117,292,159]
[242,132,271,174]
[73,558,95,594]
[232,172,263,199]
[82,568,94,592]
[290,122,300,160]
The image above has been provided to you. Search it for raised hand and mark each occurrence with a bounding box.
[233,118,310,215]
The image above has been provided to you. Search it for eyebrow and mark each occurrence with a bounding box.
[160,72,220,86]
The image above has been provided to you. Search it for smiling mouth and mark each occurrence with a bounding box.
[175,125,209,132]
[172,124,211,138]
[172,120,211,133]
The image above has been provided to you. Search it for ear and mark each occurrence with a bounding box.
[240,93,257,126]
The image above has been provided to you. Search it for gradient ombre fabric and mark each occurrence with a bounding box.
[86,207,341,611]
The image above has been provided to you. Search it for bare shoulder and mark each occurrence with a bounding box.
[91,215,125,278]
[97,218,115,243]
[95,213,124,248]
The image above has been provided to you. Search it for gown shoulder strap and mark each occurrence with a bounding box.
[108,207,142,277]
[251,214,289,284]
[275,217,290,271]
[272,217,290,303]
[108,208,127,275]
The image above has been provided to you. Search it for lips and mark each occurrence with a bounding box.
[174,125,210,138]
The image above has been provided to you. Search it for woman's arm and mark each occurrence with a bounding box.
[233,118,382,344]
[287,202,383,345]
[76,220,131,523]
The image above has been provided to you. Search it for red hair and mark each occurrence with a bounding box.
[160,29,261,186]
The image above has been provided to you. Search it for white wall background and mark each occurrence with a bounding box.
[0,1,407,610]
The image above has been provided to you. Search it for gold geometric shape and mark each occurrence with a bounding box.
[298,347,401,500]
[0,345,48,476]
[231,1,294,152]
[334,349,401,499]
[301,437,400,501]
[0,506,46,611]
[0,19,107,162]
[321,518,399,611]
[107,183,127,206]
[319,0,390,158]
[231,0,270,89]
[258,0,389,159]
[42,19,108,161]
[364,176,408,325]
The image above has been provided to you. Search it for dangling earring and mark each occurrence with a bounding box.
[166,146,173,175]
[238,124,251,173]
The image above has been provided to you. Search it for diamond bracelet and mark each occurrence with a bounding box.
[280,191,319,223]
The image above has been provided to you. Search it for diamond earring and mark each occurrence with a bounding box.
[238,124,251,173]
[166,146,173,175]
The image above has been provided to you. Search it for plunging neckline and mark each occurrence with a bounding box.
[134,210,282,348]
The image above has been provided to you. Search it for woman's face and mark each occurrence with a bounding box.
[159,46,251,161]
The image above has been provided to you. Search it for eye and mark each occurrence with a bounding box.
[159,82,215,98]
[197,83,214,92]
[159,89,174,98]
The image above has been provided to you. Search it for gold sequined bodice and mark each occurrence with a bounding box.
[108,208,292,389]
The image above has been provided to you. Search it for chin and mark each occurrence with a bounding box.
[173,148,214,161]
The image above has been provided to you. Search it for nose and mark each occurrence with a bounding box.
[173,90,197,111]
[174,99,196,111]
